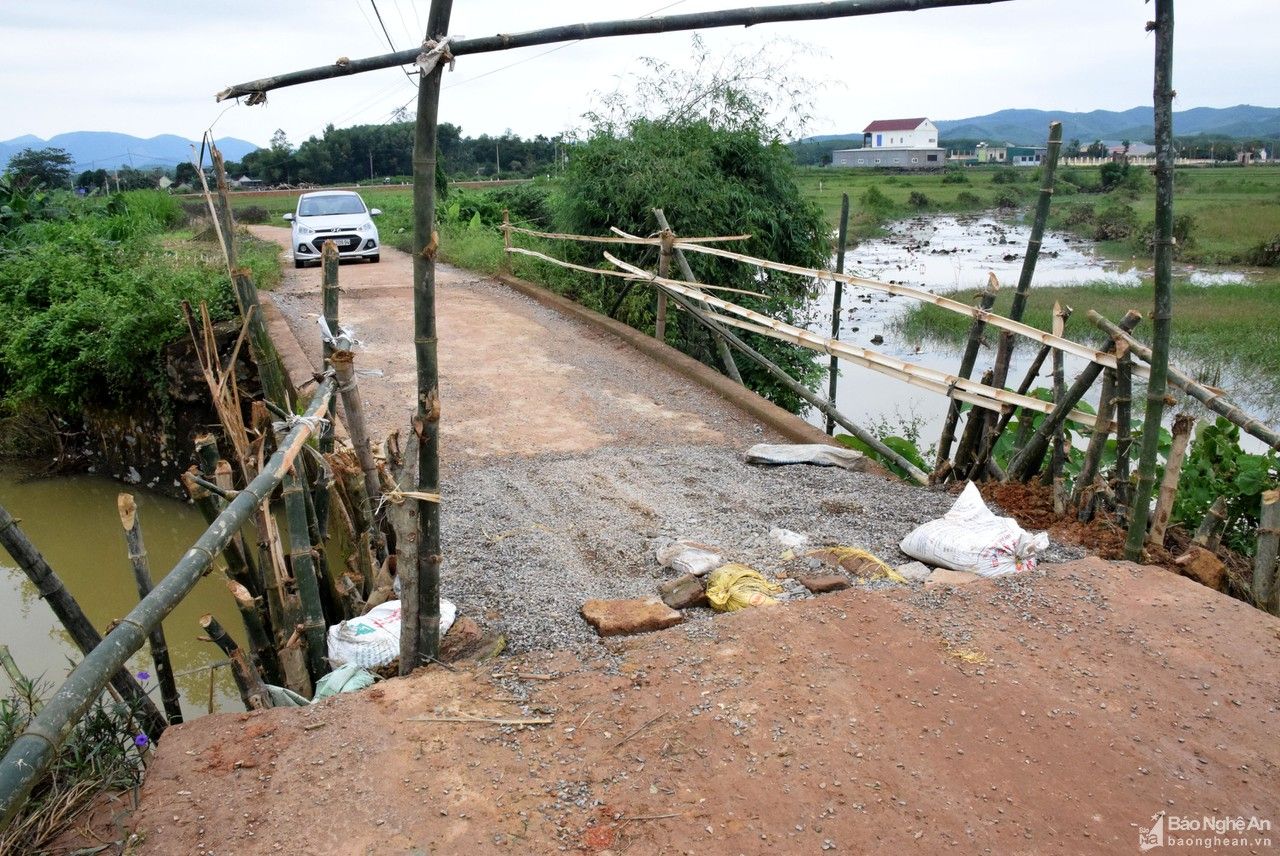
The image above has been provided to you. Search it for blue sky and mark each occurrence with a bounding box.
[3,0,1276,147]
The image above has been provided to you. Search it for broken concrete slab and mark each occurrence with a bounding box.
[796,574,851,594]
[581,598,683,637]
[925,568,982,588]
[895,561,932,583]
[658,574,708,610]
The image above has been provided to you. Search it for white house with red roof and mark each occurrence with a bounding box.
[832,117,945,169]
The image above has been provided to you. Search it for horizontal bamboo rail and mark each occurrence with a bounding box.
[507,246,766,298]
[597,252,1102,430]
[217,0,1013,101]
[506,224,751,246]
[0,377,336,831]
[1087,310,1280,452]
[672,240,1150,380]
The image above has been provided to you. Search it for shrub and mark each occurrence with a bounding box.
[955,190,983,208]
[992,188,1022,209]
[488,182,554,226]
[1135,213,1196,256]
[1059,167,1098,193]
[859,184,894,214]
[941,167,969,185]
[1172,417,1279,556]
[991,169,1020,185]
[1062,204,1096,228]
[907,191,931,209]
[1246,234,1280,267]
[1093,203,1138,241]
[236,204,272,224]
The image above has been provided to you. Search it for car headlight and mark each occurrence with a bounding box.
[357,222,373,232]
[296,224,315,235]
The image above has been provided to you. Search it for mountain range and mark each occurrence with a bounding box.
[806,104,1280,146]
[0,132,260,172]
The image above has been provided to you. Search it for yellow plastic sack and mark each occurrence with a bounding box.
[706,563,783,612]
[805,546,906,584]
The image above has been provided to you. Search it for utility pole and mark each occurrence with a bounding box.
[495,142,500,180]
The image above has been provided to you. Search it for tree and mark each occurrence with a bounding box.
[5,147,74,190]
[1065,138,1082,157]
[174,162,199,187]
[1085,140,1108,158]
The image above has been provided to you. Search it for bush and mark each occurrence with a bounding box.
[992,188,1022,209]
[1135,213,1196,256]
[1059,168,1098,193]
[907,191,931,209]
[237,204,272,224]
[488,182,554,226]
[1062,204,1096,228]
[1172,417,1279,556]
[1093,203,1138,241]
[941,167,969,185]
[955,190,983,208]
[859,185,894,214]
[1247,234,1280,267]
[991,169,1020,185]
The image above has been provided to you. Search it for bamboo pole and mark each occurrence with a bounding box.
[1087,310,1280,453]
[391,433,421,676]
[199,615,268,711]
[406,0,454,669]
[1047,302,1069,502]
[210,145,239,270]
[227,581,282,687]
[116,494,183,726]
[1254,489,1279,614]
[655,230,672,341]
[935,278,997,471]
[825,193,851,435]
[501,210,512,273]
[1072,369,1116,520]
[997,341,1053,447]
[333,451,377,597]
[217,0,1014,101]
[1147,413,1195,548]
[1191,496,1227,549]
[280,455,328,683]
[190,435,261,599]
[1114,352,1134,521]
[953,371,995,478]
[607,256,929,483]
[321,240,340,364]
[1005,311,1142,482]
[652,209,742,384]
[0,504,167,740]
[1126,0,1177,562]
[0,378,334,828]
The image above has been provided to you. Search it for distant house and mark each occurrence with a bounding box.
[1008,146,1048,166]
[975,142,1007,163]
[1103,141,1155,157]
[831,117,945,169]
[232,175,264,188]
[156,175,173,190]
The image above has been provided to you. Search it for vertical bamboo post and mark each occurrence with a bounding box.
[1072,369,1116,520]
[227,581,282,687]
[1005,310,1141,482]
[995,341,1053,448]
[1147,413,1194,548]
[953,370,994,477]
[210,145,239,269]
[0,505,167,739]
[1047,303,1069,508]
[199,615,268,711]
[651,208,742,383]
[1191,496,1228,549]
[334,451,378,597]
[116,495,183,725]
[655,230,673,341]
[190,435,261,598]
[1253,489,1279,614]
[406,0,455,669]
[331,351,382,508]
[1113,352,1134,521]
[935,278,998,471]
[279,453,328,683]
[1126,0,1176,561]
[501,209,511,273]
[826,193,851,435]
[321,240,340,365]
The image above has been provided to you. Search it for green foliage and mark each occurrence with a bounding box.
[907,191,931,210]
[0,191,234,412]
[4,147,75,191]
[859,185,894,215]
[940,167,969,185]
[0,671,149,854]
[991,169,1021,185]
[835,431,928,481]
[1093,203,1138,241]
[992,187,1022,209]
[1173,417,1279,555]
[1135,212,1196,257]
[1247,234,1280,267]
[554,117,828,412]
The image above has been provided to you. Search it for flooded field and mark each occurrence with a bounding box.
[803,214,1266,451]
[0,465,242,716]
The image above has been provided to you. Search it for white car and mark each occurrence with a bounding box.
[283,190,381,268]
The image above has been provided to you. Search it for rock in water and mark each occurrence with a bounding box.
[658,574,708,610]
[581,598,683,637]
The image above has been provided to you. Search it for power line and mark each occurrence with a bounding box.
[371,0,419,87]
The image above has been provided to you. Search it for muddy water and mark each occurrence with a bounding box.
[0,464,242,717]
[803,215,1263,451]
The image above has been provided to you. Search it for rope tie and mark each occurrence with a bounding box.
[272,413,330,437]
[318,317,361,349]
[416,37,455,75]
[375,479,441,516]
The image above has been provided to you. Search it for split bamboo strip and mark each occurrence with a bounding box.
[217,0,1014,101]
[1126,0,1176,562]
[650,209,743,383]
[1114,352,1134,521]
[507,246,766,298]
[1005,311,1143,482]
[210,146,239,270]
[199,615,268,711]
[0,378,333,826]
[1253,490,1279,614]
[1147,413,1195,547]
[825,193,851,434]
[227,581,282,687]
[936,279,998,471]
[1072,369,1116,520]
[1192,496,1228,549]
[321,241,340,364]
[671,240,1147,379]
[1087,310,1280,452]
[116,495,183,726]
[0,504,167,740]
[331,351,382,517]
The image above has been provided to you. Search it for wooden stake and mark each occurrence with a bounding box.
[0,504,167,739]
[1072,369,1116,520]
[1253,489,1279,614]
[280,456,328,684]
[935,278,997,471]
[1046,302,1069,497]
[501,209,512,273]
[210,145,239,270]
[321,240,340,364]
[227,580,282,687]
[117,494,183,726]
[199,614,269,711]
[190,435,261,599]
[331,351,382,509]
[1192,496,1228,550]
[1113,352,1134,522]
[655,230,672,341]
[1147,413,1195,548]
[1126,0,1177,561]
[825,193,851,434]
[953,371,994,478]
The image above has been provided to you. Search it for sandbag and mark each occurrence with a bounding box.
[705,563,782,612]
[326,599,457,669]
[745,443,866,470]
[899,482,1049,577]
[656,540,723,576]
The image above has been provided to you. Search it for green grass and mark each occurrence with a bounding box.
[897,275,1280,386]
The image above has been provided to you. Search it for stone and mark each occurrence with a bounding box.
[438,616,484,662]
[658,574,708,610]
[796,574,851,594]
[581,598,683,637]
[1174,546,1226,591]
[925,568,982,588]
[895,561,932,583]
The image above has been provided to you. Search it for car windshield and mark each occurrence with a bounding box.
[298,195,366,217]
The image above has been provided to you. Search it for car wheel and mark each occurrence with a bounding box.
[369,254,380,263]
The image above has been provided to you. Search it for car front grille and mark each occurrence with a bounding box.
[311,234,361,253]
